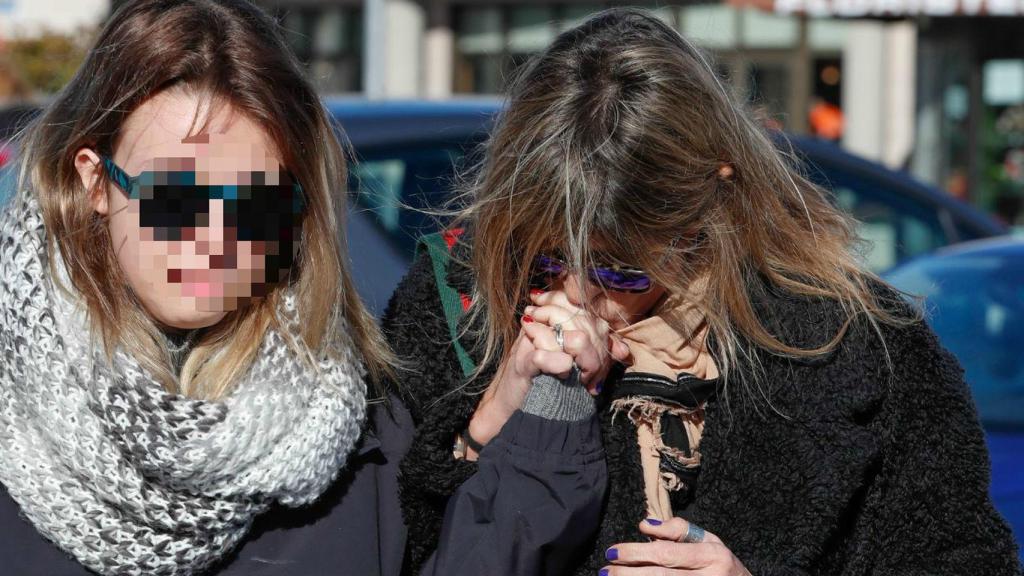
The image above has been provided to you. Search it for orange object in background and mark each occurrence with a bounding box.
[809,100,844,141]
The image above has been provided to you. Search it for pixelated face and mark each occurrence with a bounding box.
[87,89,302,330]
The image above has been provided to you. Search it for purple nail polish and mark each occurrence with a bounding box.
[595,380,604,394]
[605,548,618,561]
[599,570,610,576]
[645,518,662,525]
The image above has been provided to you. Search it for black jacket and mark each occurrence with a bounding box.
[382,244,608,576]
[393,248,1022,576]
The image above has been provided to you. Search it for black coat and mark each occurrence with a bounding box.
[392,248,1023,576]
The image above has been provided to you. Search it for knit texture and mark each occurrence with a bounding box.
[390,248,1023,576]
[522,374,596,422]
[0,194,367,576]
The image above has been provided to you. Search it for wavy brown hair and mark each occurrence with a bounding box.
[454,8,917,393]
[15,0,392,399]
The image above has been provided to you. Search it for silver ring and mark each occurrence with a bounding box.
[679,522,706,544]
[553,323,565,352]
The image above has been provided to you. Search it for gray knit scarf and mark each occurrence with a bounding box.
[0,194,367,576]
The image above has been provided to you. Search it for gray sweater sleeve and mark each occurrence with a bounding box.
[521,373,596,422]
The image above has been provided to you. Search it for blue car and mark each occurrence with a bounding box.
[885,237,1024,555]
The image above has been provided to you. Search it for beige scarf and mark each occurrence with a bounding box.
[612,297,719,521]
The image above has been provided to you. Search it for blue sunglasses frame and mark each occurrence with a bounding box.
[99,155,305,212]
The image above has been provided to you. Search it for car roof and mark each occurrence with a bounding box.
[324,98,502,149]
[784,135,1006,237]
[926,235,1024,259]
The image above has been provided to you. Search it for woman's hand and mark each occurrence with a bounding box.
[524,289,630,390]
[601,518,751,576]
[465,290,628,458]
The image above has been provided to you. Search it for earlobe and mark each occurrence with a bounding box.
[74,147,108,215]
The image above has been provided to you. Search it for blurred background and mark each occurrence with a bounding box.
[4,0,1024,229]
[0,0,1021,556]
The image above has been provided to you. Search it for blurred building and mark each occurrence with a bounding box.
[100,0,1021,224]
[746,0,1024,224]
[254,1,910,175]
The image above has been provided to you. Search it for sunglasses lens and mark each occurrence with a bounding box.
[138,184,209,240]
[589,267,652,293]
[534,254,565,276]
[229,183,303,242]
[135,173,303,242]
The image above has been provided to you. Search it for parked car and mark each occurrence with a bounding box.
[331,99,1006,315]
[0,98,1007,314]
[884,237,1024,555]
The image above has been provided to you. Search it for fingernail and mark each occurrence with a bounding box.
[645,518,662,525]
[599,570,610,576]
[605,548,618,561]
[530,288,545,296]
[522,315,534,324]
[595,380,604,394]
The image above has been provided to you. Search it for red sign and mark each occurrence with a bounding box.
[730,0,1024,15]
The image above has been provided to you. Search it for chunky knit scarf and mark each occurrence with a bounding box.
[0,194,367,576]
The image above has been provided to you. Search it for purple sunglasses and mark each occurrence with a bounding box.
[532,254,653,294]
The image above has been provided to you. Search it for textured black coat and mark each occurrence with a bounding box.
[390,248,1022,576]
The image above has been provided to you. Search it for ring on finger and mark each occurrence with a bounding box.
[553,323,565,352]
[679,522,706,544]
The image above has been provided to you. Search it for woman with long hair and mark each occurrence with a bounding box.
[0,1,396,574]
[1,2,615,574]
[391,8,1021,576]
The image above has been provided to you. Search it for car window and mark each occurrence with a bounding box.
[829,180,949,273]
[886,253,1024,428]
[348,143,475,255]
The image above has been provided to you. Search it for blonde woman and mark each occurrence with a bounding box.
[392,8,1021,576]
[0,1,403,574]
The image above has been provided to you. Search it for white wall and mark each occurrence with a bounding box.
[364,0,425,99]
[0,0,109,37]
[842,20,917,169]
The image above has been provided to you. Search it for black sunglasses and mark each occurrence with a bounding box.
[100,156,305,243]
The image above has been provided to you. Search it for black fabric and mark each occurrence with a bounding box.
[612,371,720,409]
[420,411,606,576]
[385,249,496,573]
[611,371,718,488]
[393,248,1023,576]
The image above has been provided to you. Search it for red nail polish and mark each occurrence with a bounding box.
[522,315,535,323]
[530,288,544,296]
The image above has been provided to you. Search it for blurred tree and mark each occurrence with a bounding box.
[0,27,94,100]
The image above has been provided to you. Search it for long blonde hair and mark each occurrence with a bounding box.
[454,8,918,394]
[16,0,392,399]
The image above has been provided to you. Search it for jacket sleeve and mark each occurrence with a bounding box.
[386,250,609,575]
[868,317,1021,575]
[419,410,607,576]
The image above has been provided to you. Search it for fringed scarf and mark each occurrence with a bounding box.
[611,298,720,521]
